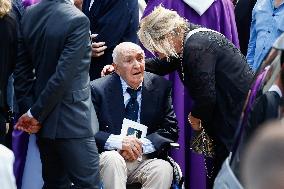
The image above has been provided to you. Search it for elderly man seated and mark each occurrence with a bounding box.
[90,42,179,189]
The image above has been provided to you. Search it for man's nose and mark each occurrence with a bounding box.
[133,60,140,67]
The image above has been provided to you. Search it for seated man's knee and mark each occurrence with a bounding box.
[100,151,126,168]
[151,159,173,179]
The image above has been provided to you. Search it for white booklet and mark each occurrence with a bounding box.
[120,118,148,139]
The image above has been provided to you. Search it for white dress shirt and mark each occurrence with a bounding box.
[104,77,156,154]
[268,84,283,118]
[269,84,283,97]
[89,0,94,11]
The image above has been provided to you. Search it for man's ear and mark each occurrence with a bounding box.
[112,63,118,74]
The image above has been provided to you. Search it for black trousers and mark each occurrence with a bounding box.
[206,138,229,189]
[38,137,100,189]
[0,113,7,145]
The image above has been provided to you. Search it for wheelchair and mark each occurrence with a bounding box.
[126,143,184,189]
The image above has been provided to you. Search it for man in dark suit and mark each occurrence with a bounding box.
[82,0,139,80]
[91,42,179,189]
[13,0,100,188]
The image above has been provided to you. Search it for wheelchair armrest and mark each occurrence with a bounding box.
[170,143,180,149]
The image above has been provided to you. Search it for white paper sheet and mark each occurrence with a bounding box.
[121,118,148,138]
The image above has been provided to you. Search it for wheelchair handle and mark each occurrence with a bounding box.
[170,143,180,149]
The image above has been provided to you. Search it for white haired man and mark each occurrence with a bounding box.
[91,42,179,189]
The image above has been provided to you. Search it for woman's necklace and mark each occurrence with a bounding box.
[178,30,189,82]
[179,55,185,82]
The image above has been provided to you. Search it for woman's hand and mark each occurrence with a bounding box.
[188,113,202,131]
[101,64,115,77]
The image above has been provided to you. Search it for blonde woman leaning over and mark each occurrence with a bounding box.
[138,6,253,187]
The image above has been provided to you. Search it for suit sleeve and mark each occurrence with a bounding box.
[244,94,266,144]
[90,82,111,152]
[14,20,35,114]
[30,16,91,123]
[145,57,180,76]
[187,48,217,130]
[146,83,179,152]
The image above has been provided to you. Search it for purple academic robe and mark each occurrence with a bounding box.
[142,0,239,188]
[12,2,41,188]
[22,0,40,7]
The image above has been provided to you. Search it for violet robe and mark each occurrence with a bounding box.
[22,0,39,7]
[12,2,42,189]
[142,0,239,188]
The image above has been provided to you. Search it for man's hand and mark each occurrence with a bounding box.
[74,0,83,10]
[15,113,41,134]
[188,113,202,131]
[120,136,142,161]
[91,34,107,57]
[101,64,115,77]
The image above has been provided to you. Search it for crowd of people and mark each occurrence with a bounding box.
[1,0,284,189]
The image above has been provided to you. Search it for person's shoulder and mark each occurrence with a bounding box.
[264,91,281,102]
[90,73,116,90]
[0,12,17,27]
[253,90,278,109]
[145,72,172,87]
[59,4,88,21]
[52,6,89,31]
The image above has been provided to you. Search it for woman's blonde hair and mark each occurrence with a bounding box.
[0,0,12,18]
[138,5,188,57]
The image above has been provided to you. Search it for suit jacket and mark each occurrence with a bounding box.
[82,0,139,79]
[90,72,179,154]
[14,0,99,139]
[231,90,281,180]
[0,13,17,116]
[245,91,281,143]
[145,24,254,151]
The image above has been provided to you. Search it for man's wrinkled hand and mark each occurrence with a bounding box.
[121,136,142,161]
[15,113,41,134]
[101,64,114,77]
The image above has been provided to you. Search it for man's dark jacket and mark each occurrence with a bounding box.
[90,72,179,154]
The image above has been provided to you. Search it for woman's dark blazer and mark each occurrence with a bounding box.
[0,13,17,120]
[145,24,254,152]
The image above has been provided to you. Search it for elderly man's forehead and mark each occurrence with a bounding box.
[118,46,143,54]
[118,48,144,58]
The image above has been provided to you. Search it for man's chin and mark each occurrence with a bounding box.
[129,79,143,88]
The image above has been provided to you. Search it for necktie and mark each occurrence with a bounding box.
[125,87,141,122]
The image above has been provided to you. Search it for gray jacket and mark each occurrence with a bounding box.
[14,0,98,139]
